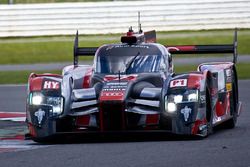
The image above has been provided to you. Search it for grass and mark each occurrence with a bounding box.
[0,70,61,84]
[0,63,249,84]
[0,29,250,65]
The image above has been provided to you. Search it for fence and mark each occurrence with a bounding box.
[0,0,250,37]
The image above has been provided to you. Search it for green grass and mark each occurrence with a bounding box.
[0,70,61,84]
[0,29,249,65]
[0,63,249,84]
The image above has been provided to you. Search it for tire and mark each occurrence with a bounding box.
[224,71,238,128]
[205,86,213,136]
[32,136,55,143]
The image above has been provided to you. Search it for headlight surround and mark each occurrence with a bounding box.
[188,92,198,102]
[46,97,64,115]
[29,92,63,115]
[165,89,199,113]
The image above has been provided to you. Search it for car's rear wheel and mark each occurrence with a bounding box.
[32,136,54,143]
[205,85,213,136]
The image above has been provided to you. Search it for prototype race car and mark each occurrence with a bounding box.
[26,26,242,142]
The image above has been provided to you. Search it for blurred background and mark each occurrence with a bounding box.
[0,0,250,84]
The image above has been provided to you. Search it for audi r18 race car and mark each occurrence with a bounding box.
[26,27,242,142]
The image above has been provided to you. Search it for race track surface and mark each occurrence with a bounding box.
[0,80,250,167]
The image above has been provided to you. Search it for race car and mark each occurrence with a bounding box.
[26,27,242,142]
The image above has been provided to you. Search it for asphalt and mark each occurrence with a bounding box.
[0,55,250,71]
[0,80,249,167]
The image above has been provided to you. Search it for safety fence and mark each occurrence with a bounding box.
[0,0,250,37]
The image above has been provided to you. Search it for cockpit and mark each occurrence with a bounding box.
[94,44,169,74]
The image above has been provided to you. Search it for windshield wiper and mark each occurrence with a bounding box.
[125,52,140,74]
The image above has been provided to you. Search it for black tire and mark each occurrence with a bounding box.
[224,71,238,128]
[32,136,55,144]
[205,86,213,136]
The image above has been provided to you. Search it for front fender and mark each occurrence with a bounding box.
[160,72,208,136]
[27,73,63,138]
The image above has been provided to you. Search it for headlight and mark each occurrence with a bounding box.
[167,102,177,113]
[29,92,63,115]
[168,90,199,104]
[46,97,63,115]
[30,92,43,105]
[165,89,199,113]
[188,92,198,101]
[174,95,183,103]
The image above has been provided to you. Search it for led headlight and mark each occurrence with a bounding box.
[46,97,63,115]
[174,95,183,103]
[188,92,198,101]
[29,92,63,115]
[165,96,177,114]
[165,89,199,113]
[30,92,43,105]
[167,102,177,113]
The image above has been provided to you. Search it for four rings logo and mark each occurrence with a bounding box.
[102,92,124,96]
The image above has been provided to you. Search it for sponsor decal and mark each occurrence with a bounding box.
[200,95,206,104]
[104,75,137,82]
[226,69,231,77]
[181,106,192,122]
[34,109,45,125]
[106,45,114,50]
[100,90,125,101]
[226,83,232,91]
[226,69,232,82]
[103,81,128,92]
[113,45,149,49]
[43,81,60,89]
[101,91,124,97]
[170,79,187,88]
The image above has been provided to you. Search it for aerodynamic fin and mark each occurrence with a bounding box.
[73,30,98,65]
[166,29,238,63]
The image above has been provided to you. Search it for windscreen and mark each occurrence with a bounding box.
[95,45,163,74]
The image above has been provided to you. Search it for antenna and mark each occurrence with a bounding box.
[74,30,79,66]
[233,28,238,64]
[138,12,142,33]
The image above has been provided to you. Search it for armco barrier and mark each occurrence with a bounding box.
[0,0,250,37]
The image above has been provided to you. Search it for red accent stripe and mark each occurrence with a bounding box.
[187,74,203,89]
[29,77,43,91]
[191,118,207,135]
[82,68,93,88]
[0,112,25,118]
[1,135,25,140]
[76,115,90,127]
[30,73,62,78]
[28,123,37,137]
[146,114,159,125]
[168,45,196,52]
[99,91,125,101]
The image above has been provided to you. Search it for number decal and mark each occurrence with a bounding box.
[170,79,187,88]
[43,81,60,89]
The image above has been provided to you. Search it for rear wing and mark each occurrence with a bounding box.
[73,31,97,65]
[73,29,238,65]
[167,29,238,63]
